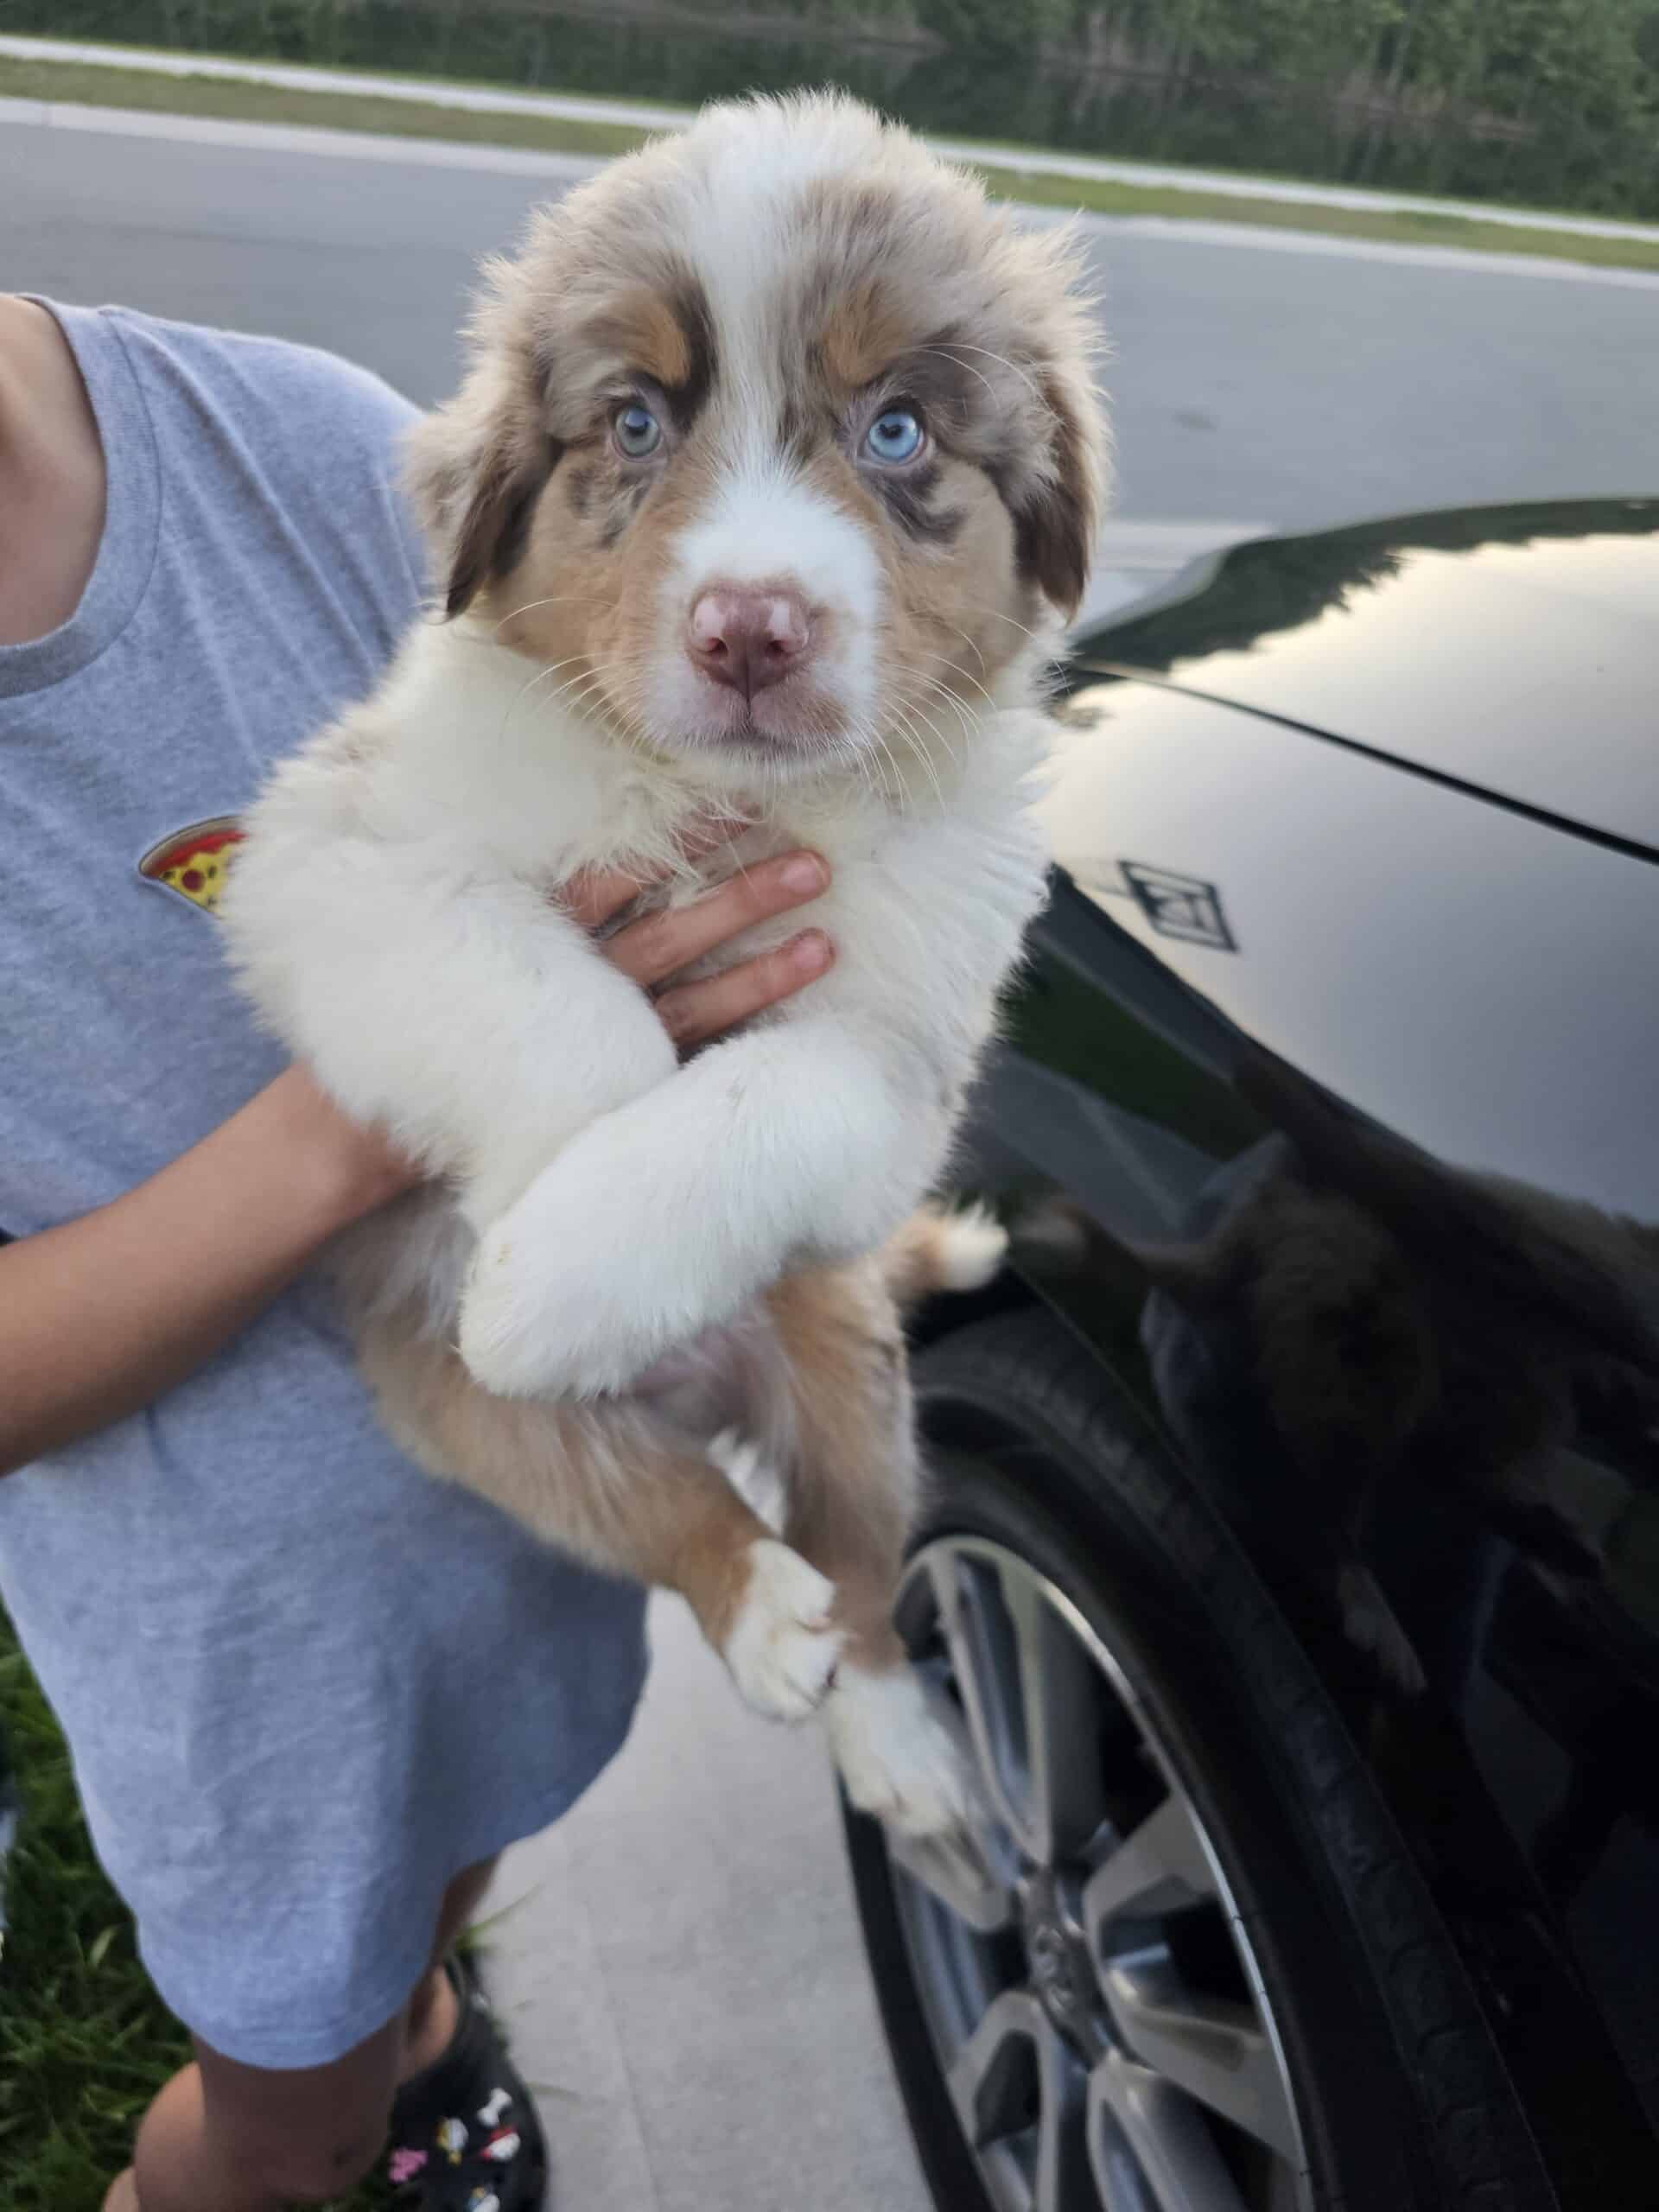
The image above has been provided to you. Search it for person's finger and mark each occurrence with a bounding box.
[655,929,834,1049]
[559,861,660,933]
[604,851,829,989]
[557,813,750,932]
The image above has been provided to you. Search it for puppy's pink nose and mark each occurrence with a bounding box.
[688,587,810,701]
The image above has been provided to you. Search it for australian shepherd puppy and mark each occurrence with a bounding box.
[222,92,1107,1837]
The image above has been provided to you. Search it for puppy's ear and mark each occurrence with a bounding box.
[1015,364,1108,621]
[405,332,561,620]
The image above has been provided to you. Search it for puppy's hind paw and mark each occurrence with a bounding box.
[722,1541,845,1723]
[932,1203,1009,1293]
[882,1202,1007,1307]
[824,1664,976,1840]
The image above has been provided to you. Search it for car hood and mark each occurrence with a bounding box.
[1069,499,1659,861]
[1039,673,1658,1219]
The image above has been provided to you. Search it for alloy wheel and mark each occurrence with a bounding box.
[885,1535,1312,2212]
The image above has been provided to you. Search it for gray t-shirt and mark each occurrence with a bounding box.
[0,303,646,2069]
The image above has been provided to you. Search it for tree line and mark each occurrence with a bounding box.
[766,0,1659,149]
[662,0,1659,210]
[15,0,1659,214]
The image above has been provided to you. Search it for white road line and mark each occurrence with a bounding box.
[1035,207,1659,291]
[4,30,1658,248]
[0,95,602,181]
[6,98,1659,293]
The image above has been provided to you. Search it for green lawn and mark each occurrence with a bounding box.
[989,160,1659,275]
[7,52,1659,276]
[0,53,653,161]
[0,1610,391,2212]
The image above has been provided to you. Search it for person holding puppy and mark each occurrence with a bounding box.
[0,289,836,2212]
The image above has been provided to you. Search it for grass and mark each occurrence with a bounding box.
[6,51,1659,275]
[0,1608,391,2212]
[989,159,1659,273]
[0,53,654,161]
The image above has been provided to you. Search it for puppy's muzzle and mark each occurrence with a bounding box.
[687,584,812,703]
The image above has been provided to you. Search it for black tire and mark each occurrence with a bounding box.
[844,1310,1554,2212]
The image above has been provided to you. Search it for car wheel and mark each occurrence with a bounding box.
[843,1311,1553,2212]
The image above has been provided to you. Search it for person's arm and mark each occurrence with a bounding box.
[0,847,831,1480]
[0,1067,409,1477]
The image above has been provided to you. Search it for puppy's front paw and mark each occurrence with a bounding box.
[722,1541,844,1722]
[457,1209,668,1400]
[457,1130,750,1399]
[824,1664,975,1839]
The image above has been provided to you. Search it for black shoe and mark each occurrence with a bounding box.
[385,1952,550,2210]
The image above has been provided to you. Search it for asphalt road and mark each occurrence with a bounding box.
[6,105,1659,534]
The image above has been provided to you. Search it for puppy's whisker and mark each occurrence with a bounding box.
[915,654,995,725]
[957,598,1047,644]
[897,715,959,789]
[893,716,947,815]
[902,683,968,778]
[502,655,596,737]
[902,667,977,728]
[529,662,607,711]
[557,671,632,731]
[891,678,966,769]
[607,665,674,756]
[550,648,640,707]
[883,699,949,812]
[492,592,609,638]
[550,673,607,716]
[532,660,648,746]
[875,729,915,809]
[935,616,989,677]
[915,671,982,731]
[518,652,590,688]
[925,644,997,709]
[862,723,907,810]
[859,715,903,796]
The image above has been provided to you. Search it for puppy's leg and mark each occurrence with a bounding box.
[358,1315,842,1722]
[766,1257,973,1838]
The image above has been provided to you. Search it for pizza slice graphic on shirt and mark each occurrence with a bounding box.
[137,816,245,913]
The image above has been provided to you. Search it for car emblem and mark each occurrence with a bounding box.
[1120,861,1236,951]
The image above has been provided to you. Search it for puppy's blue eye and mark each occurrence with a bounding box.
[864,407,925,465]
[613,403,662,458]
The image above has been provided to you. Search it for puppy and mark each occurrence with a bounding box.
[221,92,1107,1835]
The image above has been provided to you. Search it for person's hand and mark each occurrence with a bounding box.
[310,837,834,1216]
[563,841,833,1053]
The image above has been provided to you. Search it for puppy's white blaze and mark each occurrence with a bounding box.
[653,460,881,737]
[692,105,891,363]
